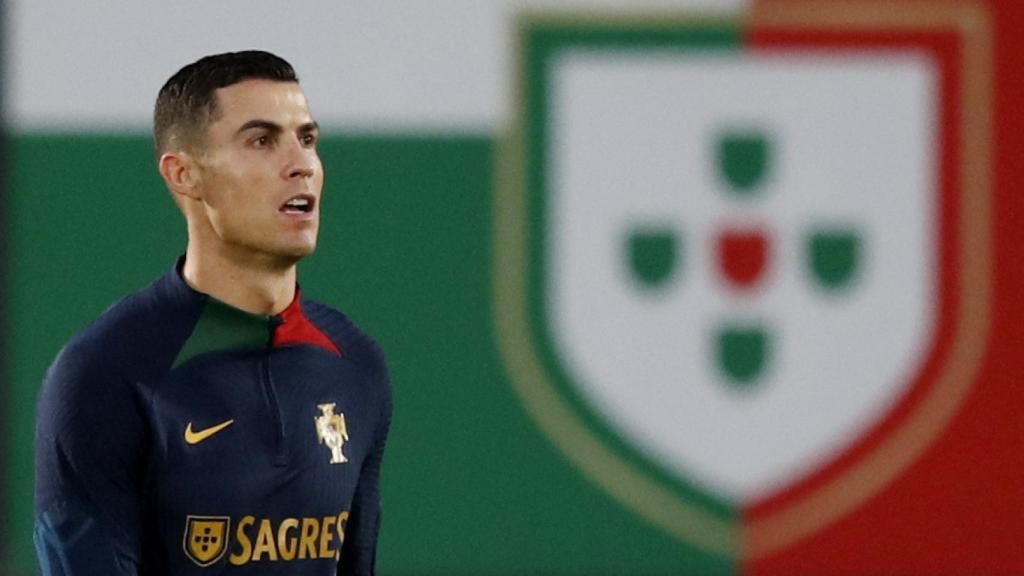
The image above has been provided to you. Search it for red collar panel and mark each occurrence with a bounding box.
[272,292,343,356]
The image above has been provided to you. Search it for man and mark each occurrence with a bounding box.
[34,51,391,575]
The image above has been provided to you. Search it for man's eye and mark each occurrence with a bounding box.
[252,135,271,148]
[301,134,318,147]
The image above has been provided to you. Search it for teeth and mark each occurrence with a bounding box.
[285,198,309,207]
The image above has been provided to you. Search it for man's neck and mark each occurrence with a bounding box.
[182,243,298,315]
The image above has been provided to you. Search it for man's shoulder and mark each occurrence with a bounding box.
[301,297,387,371]
[301,297,393,426]
[35,277,189,466]
[53,273,202,384]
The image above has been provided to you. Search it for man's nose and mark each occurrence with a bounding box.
[285,142,318,179]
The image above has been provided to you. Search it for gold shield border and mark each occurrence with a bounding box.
[493,1,993,560]
[183,515,232,567]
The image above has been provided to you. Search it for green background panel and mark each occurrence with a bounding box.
[6,134,732,575]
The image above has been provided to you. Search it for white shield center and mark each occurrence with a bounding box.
[548,50,937,502]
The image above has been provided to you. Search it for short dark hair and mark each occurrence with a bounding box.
[153,50,298,155]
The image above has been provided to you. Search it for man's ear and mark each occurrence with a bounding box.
[158,151,202,201]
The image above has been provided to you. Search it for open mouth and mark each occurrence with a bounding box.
[280,194,315,214]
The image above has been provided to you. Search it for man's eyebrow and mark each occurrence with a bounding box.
[236,119,282,136]
[235,120,319,136]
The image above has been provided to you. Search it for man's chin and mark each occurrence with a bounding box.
[276,243,317,263]
[253,241,317,269]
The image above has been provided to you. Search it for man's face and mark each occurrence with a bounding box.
[193,79,323,265]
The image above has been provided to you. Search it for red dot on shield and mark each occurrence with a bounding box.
[717,228,770,289]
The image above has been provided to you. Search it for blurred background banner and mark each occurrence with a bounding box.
[4,1,1024,575]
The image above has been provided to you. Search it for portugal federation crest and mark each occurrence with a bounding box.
[316,403,350,464]
[495,2,992,560]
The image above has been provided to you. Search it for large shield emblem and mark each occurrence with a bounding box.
[183,515,230,567]
[495,2,992,561]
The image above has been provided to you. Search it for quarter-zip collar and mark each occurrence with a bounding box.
[165,257,341,369]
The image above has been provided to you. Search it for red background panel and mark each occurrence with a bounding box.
[747,1,1024,574]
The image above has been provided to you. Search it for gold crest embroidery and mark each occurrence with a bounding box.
[315,403,349,464]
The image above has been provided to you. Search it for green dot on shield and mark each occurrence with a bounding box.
[717,326,770,388]
[626,227,680,289]
[808,229,862,291]
[717,130,771,194]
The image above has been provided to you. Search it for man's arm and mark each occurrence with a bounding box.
[34,344,147,575]
[338,362,392,576]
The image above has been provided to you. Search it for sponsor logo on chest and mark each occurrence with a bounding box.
[184,512,349,567]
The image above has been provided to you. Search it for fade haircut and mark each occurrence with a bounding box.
[153,50,298,155]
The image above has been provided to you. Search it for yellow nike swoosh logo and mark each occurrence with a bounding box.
[185,419,235,445]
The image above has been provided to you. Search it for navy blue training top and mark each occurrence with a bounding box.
[34,260,392,575]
